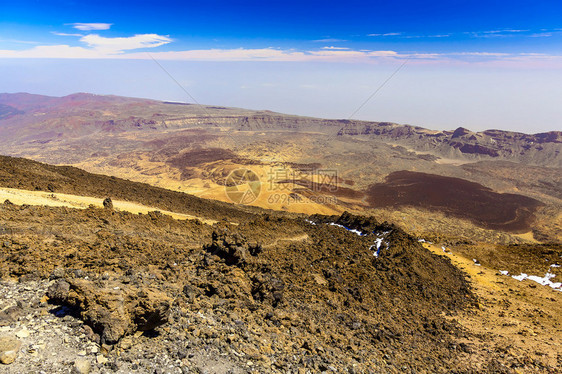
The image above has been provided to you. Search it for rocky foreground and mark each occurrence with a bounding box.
[2,199,559,373]
[0,204,472,372]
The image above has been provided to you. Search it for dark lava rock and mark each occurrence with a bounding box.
[205,231,260,266]
[103,197,114,210]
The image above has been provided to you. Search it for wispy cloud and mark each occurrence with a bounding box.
[451,52,510,57]
[467,28,556,38]
[368,32,402,37]
[51,31,84,37]
[0,38,40,45]
[69,23,113,31]
[128,48,308,61]
[0,32,172,58]
[368,28,557,39]
[404,34,451,38]
[313,38,347,42]
[369,32,450,39]
[529,32,553,38]
[0,45,109,59]
[80,34,172,52]
[2,32,562,68]
[321,46,350,50]
[2,44,561,67]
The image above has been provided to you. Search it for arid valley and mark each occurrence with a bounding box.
[0,92,560,373]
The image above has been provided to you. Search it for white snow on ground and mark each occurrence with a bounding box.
[371,238,385,257]
[305,219,317,225]
[328,222,364,236]
[371,231,392,257]
[322,222,395,257]
[550,264,561,268]
[418,239,433,244]
[500,266,562,292]
[473,259,481,266]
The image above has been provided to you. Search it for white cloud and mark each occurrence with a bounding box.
[467,29,545,38]
[126,48,402,62]
[0,45,108,59]
[69,23,112,31]
[529,32,553,38]
[51,32,84,37]
[0,38,40,45]
[401,34,451,39]
[368,32,402,37]
[80,34,172,52]
[321,46,350,50]
[309,50,398,58]
[451,52,510,57]
[312,38,347,42]
[127,48,308,61]
[2,42,562,68]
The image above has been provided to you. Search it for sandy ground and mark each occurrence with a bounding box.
[75,161,342,216]
[424,243,562,370]
[0,187,217,225]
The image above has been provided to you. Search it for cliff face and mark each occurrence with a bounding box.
[232,113,562,167]
[332,123,562,167]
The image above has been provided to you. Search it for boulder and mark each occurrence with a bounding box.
[0,336,21,365]
[102,197,114,210]
[205,231,260,266]
[47,278,171,345]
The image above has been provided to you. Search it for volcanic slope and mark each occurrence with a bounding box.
[0,92,560,242]
[0,155,260,223]
[0,157,561,372]
[0,93,560,244]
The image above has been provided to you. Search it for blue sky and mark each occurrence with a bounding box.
[1,0,562,132]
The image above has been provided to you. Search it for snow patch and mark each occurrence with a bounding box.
[499,270,509,276]
[371,230,391,257]
[508,272,562,292]
[328,222,364,236]
[371,238,385,257]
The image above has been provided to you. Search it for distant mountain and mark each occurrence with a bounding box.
[0,92,559,166]
[337,123,562,167]
[0,92,258,143]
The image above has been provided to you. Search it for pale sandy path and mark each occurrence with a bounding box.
[0,187,217,225]
[423,242,562,370]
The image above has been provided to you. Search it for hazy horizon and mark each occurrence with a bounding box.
[2,0,562,133]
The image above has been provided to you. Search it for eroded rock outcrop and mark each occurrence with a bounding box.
[47,278,170,345]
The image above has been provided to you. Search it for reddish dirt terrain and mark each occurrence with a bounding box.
[366,171,543,232]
